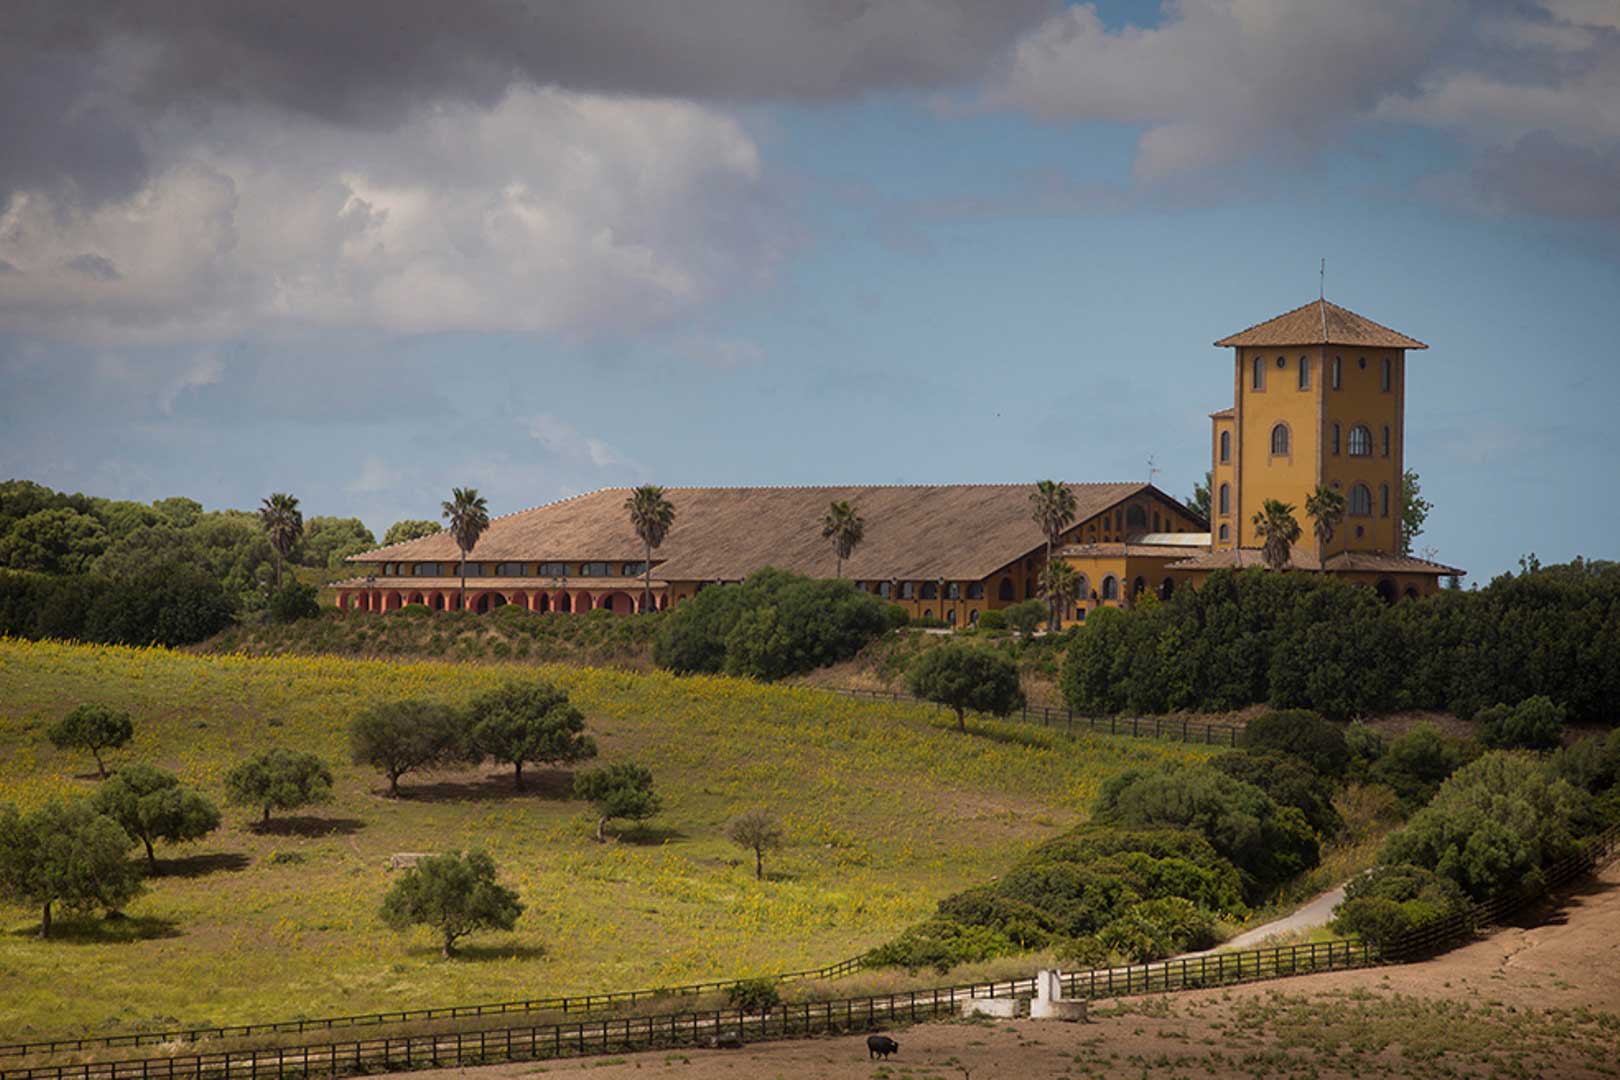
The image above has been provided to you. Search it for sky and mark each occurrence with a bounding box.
[2,0,1618,581]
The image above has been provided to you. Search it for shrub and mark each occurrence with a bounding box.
[379,849,523,958]
[905,643,1024,732]
[1002,599,1046,636]
[1095,763,1319,900]
[725,977,781,1013]
[976,609,1007,631]
[864,918,1015,973]
[48,703,134,778]
[1242,710,1349,778]
[1345,720,1385,778]
[1211,751,1344,838]
[993,862,1137,938]
[1550,730,1620,794]
[935,887,1059,949]
[1380,751,1590,900]
[653,568,895,681]
[1370,722,1470,808]
[268,581,321,622]
[396,603,434,618]
[1478,695,1565,751]
[1098,898,1217,962]
[1051,935,1109,968]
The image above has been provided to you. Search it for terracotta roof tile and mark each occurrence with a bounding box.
[350,483,1179,583]
[1209,408,1235,419]
[1167,547,1462,576]
[1214,300,1426,349]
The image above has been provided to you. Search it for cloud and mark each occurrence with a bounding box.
[349,454,402,495]
[0,88,789,344]
[527,414,628,470]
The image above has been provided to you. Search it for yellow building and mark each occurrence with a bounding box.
[335,299,1460,616]
[1170,299,1461,600]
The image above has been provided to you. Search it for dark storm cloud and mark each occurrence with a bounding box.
[3,0,1056,203]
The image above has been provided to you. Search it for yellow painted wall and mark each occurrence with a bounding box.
[1235,346,1324,550]
[1322,347,1404,556]
[1212,415,1236,550]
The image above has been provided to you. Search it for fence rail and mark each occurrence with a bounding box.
[825,686,1242,746]
[0,952,869,1059]
[0,939,1376,1080]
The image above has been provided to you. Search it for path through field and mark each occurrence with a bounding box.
[400,863,1620,1080]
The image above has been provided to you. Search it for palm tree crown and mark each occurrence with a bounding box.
[1305,485,1347,557]
[1037,560,1079,628]
[1252,499,1302,571]
[441,487,490,611]
[625,485,676,613]
[257,492,303,588]
[1029,480,1078,628]
[819,500,865,579]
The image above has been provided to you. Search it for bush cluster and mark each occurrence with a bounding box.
[1060,561,1620,724]
[0,568,234,647]
[652,568,904,681]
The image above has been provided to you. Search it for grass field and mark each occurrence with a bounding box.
[0,638,1211,1040]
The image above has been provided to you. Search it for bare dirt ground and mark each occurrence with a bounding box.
[401,863,1620,1080]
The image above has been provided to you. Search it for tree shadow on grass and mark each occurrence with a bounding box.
[158,851,252,878]
[403,942,550,962]
[1506,876,1617,930]
[617,824,687,846]
[11,913,182,945]
[248,816,365,838]
[401,768,578,803]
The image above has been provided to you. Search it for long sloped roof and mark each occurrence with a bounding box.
[350,483,1175,582]
[1166,547,1463,576]
[1214,300,1427,349]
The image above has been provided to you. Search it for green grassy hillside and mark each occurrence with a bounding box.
[0,638,1211,1039]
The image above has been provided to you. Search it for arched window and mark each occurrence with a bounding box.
[1219,523,1230,541]
[967,582,984,600]
[918,581,938,600]
[1348,425,1372,456]
[1382,425,1391,457]
[1332,356,1342,389]
[1380,483,1390,518]
[968,609,979,625]
[1270,423,1290,456]
[1160,577,1175,600]
[1126,504,1148,530]
[1332,423,1341,455]
[1298,355,1310,389]
[1349,484,1373,517]
[947,609,956,626]
[1251,355,1264,389]
[1074,574,1090,601]
[998,578,1014,601]
[1101,576,1118,601]
[1132,576,1147,598]
[1218,483,1230,515]
[1375,579,1397,605]
[1219,430,1231,463]
[1381,357,1392,392]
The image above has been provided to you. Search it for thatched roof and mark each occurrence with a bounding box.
[350,483,1186,582]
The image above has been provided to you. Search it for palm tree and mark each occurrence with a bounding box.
[257,493,303,589]
[441,487,490,612]
[1251,499,1302,571]
[1037,560,1079,629]
[819,500,865,579]
[1029,480,1078,628]
[1305,485,1346,568]
[624,485,676,613]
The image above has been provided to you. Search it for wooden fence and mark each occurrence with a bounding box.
[824,686,1242,746]
[0,939,1376,1080]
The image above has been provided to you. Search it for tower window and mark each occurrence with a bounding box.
[1348,425,1373,457]
[900,582,915,599]
[1126,504,1148,530]
[1270,423,1290,456]
[1381,357,1392,392]
[1382,425,1391,458]
[1219,483,1230,515]
[920,581,938,600]
[1332,423,1341,455]
[1380,483,1390,518]
[1298,356,1310,389]
[1332,357,1342,389]
[1219,523,1230,541]
[1101,575,1119,601]
[1252,355,1264,390]
[1349,484,1373,517]
[1219,430,1230,463]
[967,582,984,600]
[998,578,1014,601]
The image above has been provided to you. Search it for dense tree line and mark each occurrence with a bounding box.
[1061,560,1620,725]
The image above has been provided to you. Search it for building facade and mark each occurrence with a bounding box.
[336,300,1461,617]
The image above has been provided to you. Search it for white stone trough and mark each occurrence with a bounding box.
[1029,969,1087,1022]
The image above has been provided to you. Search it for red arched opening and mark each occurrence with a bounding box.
[597,591,633,615]
[431,592,446,611]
